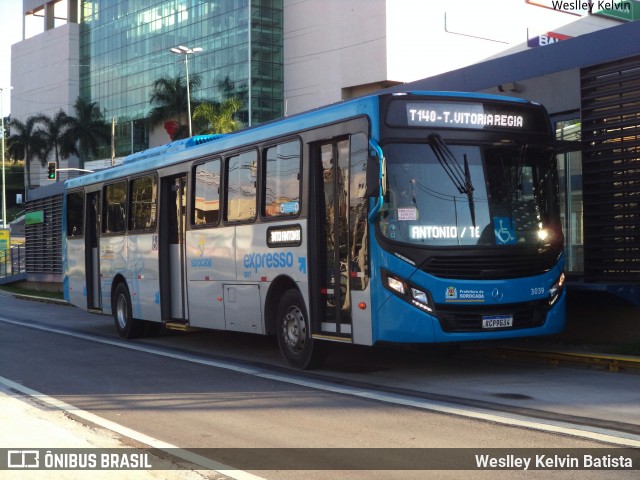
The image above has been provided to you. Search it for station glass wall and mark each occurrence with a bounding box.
[556,118,584,274]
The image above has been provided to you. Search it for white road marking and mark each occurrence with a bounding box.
[0,375,265,479]
[2,316,640,449]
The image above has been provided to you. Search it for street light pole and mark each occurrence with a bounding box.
[170,46,202,138]
[0,86,11,229]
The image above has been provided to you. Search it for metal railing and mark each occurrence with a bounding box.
[0,244,27,280]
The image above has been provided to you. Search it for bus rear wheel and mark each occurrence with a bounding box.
[276,289,327,369]
[112,282,144,339]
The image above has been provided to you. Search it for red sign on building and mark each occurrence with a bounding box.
[528,31,572,47]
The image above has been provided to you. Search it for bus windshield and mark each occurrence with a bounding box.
[379,141,561,247]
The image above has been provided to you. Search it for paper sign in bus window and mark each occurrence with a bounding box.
[397,208,417,221]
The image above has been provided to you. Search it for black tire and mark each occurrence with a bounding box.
[276,289,328,369]
[112,282,145,339]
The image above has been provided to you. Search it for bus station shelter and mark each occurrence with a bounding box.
[389,21,640,310]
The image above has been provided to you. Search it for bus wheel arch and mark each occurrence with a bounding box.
[264,276,298,336]
[272,284,328,369]
[111,278,144,339]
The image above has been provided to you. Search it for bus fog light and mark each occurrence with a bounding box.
[411,288,433,312]
[411,288,428,304]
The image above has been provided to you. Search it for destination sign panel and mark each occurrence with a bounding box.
[384,98,550,134]
[406,102,525,129]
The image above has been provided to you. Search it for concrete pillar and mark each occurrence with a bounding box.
[68,0,78,24]
[44,2,55,31]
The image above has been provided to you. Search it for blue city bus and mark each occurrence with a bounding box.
[63,91,565,369]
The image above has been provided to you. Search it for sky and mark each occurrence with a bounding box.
[1,1,25,115]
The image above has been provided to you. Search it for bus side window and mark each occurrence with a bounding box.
[263,140,301,218]
[129,175,158,232]
[193,159,221,226]
[102,181,127,234]
[226,150,257,222]
[66,191,85,238]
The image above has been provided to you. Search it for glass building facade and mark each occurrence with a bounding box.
[79,0,283,157]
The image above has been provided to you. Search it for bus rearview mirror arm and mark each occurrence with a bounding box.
[368,138,386,222]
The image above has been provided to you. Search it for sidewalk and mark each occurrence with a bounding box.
[0,388,215,480]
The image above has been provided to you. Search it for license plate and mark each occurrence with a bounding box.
[482,314,513,329]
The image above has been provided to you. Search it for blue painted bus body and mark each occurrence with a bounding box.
[368,230,565,343]
[63,90,564,362]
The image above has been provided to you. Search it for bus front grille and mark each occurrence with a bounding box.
[420,250,560,280]
[435,300,549,333]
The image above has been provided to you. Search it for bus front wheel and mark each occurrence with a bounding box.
[112,282,144,339]
[276,289,327,369]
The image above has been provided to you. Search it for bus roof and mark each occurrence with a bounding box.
[407,90,531,104]
[64,90,537,190]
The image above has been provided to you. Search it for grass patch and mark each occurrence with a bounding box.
[0,284,64,300]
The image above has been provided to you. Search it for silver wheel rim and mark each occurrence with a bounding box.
[282,305,306,355]
[116,294,128,330]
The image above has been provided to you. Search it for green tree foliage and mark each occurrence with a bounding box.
[34,109,77,170]
[149,74,201,140]
[8,97,110,186]
[193,97,242,134]
[67,97,110,167]
[6,117,46,190]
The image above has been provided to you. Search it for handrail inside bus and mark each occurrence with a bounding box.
[368,138,386,223]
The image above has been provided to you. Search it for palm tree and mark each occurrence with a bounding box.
[149,73,201,140]
[7,116,46,190]
[35,109,77,171]
[193,97,242,134]
[66,97,110,168]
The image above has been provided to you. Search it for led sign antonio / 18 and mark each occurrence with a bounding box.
[406,102,526,130]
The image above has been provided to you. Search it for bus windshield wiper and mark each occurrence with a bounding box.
[428,134,476,227]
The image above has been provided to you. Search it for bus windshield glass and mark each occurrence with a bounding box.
[379,141,561,247]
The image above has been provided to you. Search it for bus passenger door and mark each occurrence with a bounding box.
[311,134,370,342]
[159,174,188,321]
[313,139,353,339]
[85,191,101,310]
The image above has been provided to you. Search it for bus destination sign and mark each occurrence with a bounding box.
[406,102,526,130]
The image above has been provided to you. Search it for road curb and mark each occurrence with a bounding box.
[11,293,70,306]
[490,347,640,372]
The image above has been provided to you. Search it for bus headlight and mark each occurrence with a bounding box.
[387,276,407,295]
[383,271,434,314]
[549,272,565,306]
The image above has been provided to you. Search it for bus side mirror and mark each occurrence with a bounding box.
[366,155,381,197]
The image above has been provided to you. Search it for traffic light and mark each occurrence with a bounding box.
[47,162,56,180]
